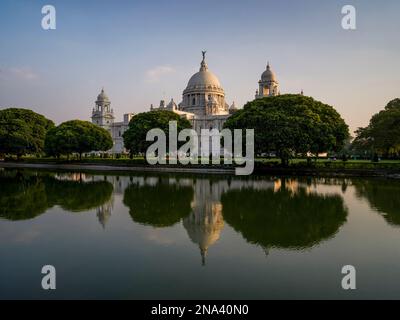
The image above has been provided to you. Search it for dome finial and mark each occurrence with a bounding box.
[200,50,208,71]
[200,247,207,266]
[267,61,270,70]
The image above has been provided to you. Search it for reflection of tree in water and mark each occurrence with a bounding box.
[221,183,348,250]
[45,178,113,212]
[0,173,48,220]
[354,179,400,226]
[123,180,193,227]
[0,170,113,221]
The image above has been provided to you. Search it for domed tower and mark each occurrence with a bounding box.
[91,88,115,130]
[255,62,279,99]
[229,101,238,114]
[180,51,229,116]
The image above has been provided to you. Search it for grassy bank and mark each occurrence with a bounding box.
[1,156,400,177]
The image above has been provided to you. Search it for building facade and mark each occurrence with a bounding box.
[92,53,283,154]
[255,62,279,99]
[91,88,135,154]
[151,52,238,135]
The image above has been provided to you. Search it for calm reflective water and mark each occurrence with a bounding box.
[1,168,400,299]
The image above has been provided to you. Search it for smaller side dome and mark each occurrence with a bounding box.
[229,101,238,114]
[97,88,109,102]
[261,62,277,82]
[167,98,177,110]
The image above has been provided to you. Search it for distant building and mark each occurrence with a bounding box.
[255,62,280,99]
[91,88,135,154]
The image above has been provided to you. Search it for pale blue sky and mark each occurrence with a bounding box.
[1,0,400,133]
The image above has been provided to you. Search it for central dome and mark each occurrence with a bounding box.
[185,51,222,89]
[180,51,228,117]
[187,70,221,88]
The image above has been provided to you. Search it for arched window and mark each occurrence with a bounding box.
[192,97,196,105]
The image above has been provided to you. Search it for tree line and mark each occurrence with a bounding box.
[0,108,112,159]
[1,94,399,162]
[352,99,400,160]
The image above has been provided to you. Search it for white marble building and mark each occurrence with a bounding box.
[91,88,135,154]
[255,62,280,98]
[151,52,238,135]
[91,54,282,154]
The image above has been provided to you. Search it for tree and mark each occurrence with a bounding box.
[0,173,49,220]
[0,170,113,220]
[352,99,400,159]
[221,182,348,249]
[123,179,193,227]
[354,179,400,227]
[44,120,113,159]
[45,177,113,212]
[0,108,54,158]
[123,110,192,156]
[223,94,349,165]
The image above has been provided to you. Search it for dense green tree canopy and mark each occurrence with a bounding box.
[221,182,348,249]
[0,108,54,157]
[354,179,400,226]
[123,179,193,227]
[352,98,400,158]
[45,178,113,212]
[0,173,49,220]
[123,110,192,155]
[223,95,349,164]
[0,170,113,220]
[45,120,113,158]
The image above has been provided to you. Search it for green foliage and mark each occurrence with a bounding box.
[45,120,113,158]
[0,108,54,157]
[221,182,348,249]
[224,94,349,165]
[354,178,400,226]
[45,178,113,212]
[353,98,400,158]
[0,170,113,220]
[0,173,49,220]
[123,110,192,155]
[123,179,193,227]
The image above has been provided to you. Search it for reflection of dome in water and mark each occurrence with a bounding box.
[183,202,224,266]
[96,199,114,229]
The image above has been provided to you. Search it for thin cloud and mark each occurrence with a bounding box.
[145,65,175,83]
[0,67,39,80]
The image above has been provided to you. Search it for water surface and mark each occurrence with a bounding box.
[1,168,400,299]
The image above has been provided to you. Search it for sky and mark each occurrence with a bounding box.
[1,0,400,134]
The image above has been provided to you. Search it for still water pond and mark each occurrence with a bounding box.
[1,168,400,299]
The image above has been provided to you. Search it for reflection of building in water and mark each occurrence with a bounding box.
[182,179,226,265]
[96,199,114,229]
[183,203,224,266]
[54,173,119,228]
[273,179,299,194]
[55,172,91,182]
